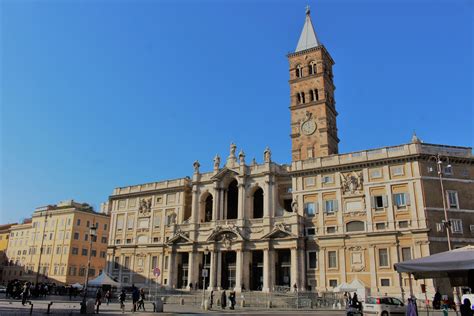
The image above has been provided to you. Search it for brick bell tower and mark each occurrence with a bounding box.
[288,6,339,161]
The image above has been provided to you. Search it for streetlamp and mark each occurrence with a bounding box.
[429,154,452,250]
[201,246,209,309]
[81,224,97,313]
[35,211,51,288]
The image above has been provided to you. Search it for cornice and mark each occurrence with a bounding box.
[109,185,189,201]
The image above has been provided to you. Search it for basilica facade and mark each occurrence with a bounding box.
[104,9,474,298]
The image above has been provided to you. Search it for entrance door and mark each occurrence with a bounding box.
[221,251,236,290]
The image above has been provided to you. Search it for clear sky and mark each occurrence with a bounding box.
[1,0,472,224]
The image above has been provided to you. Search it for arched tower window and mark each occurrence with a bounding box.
[301,92,306,103]
[309,61,317,75]
[226,180,238,219]
[297,93,301,104]
[309,90,314,102]
[314,89,319,101]
[204,195,213,222]
[253,188,264,218]
[295,65,302,78]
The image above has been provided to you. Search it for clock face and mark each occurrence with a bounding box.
[301,119,317,135]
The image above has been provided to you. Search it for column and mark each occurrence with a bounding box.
[220,190,225,220]
[263,248,271,292]
[208,251,217,290]
[291,247,299,291]
[187,251,195,290]
[168,251,176,288]
[298,248,306,290]
[369,245,378,294]
[234,249,243,292]
[339,247,347,283]
[191,186,199,223]
[212,187,219,221]
[216,251,222,289]
[263,177,271,217]
[237,182,245,220]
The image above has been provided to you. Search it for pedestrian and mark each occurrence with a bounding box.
[21,283,29,306]
[209,290,214,309]
[189,282,193,290]
[119,289,126,313]
[407,297,418,316]
[105,290,111,305]
[433,289,442,310]
[95,288,102,314]
[131,285,140,312]
[137,288,146,311]
[221,290,227,309]
[461,298,473,316]
[229,290,236,310]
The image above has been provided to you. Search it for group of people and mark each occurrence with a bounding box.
[5,280,56,299]
[344,292,361,311]
[208,290,237,310]
[92,285,147,313]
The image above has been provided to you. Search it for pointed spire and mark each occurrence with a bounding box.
[295,5,321,52]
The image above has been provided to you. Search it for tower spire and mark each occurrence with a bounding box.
[295,5,320,52]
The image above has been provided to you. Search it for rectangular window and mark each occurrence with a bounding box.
[436,222,445,232]
[86,221,90,228]
[126,238,132,244]
[378,248,389,267]
[127,216,135,230]
[84,234,88,241]
[100,251,106,258]
[321,175,334,184]
[305,177,315,187]
[72,247,78,255]
[91,249,97,257]
[56,246,61,254]
[447,191,459,209]
[399,221,409,228]
[79,268,86,276]
[101,236,107,243]
[375,222,386,230]
[328,251,337,268]
[324,200,338,214]
[380,278,390,287]
[153,237,160,243]
[116,239,121,244]
[77,219,81,226]
[304,202,316,217]
[329,279,338,288]
[152,256,158,269]
[104,223,108,230]
[326,226,336,234]
[153,212,161,228]
[451,219,463,233]
[114,257,120,269]
[306,228,316,236]
[392,165,404,176]
[370,169,382,179]
[393,193,409,208]
[164,256,169,270]
[401,247,412,261]
[308,252,317,269]
[444,165,453,175]
[124,257,130,270]
[117,215,124,230]
[372,195,386,209]
[82,248,88,256]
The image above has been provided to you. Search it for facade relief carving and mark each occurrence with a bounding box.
[138,198,152,215]
[340,171,363,195]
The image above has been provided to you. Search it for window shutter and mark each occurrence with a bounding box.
[334,200,339,212]
[322,201,326,213]
[383,195,388,208]
[405,193,411,206]
[392,194,397,207]
[370,196,375,209]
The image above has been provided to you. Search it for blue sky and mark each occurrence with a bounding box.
[1,0,472,224]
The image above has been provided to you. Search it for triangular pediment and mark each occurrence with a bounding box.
[167,231,193,245]
[262,224,296,239]
[210,167,238,180]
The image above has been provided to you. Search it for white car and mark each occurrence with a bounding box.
[363,296,406,316]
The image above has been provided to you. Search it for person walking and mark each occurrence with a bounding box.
[95,288,102,314]
[21,283,29,306]
[221,290,227,309]
[209,290,214,309]
[105,290,111,305]
[137,288,146,311]
[229,290,236,310]
[131,285,140,312]
[119,289,126,313]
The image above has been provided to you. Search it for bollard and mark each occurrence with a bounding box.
[154,298,163,312]
[47,301,54,314]
[180,298,184,305]
[204,299,209,311]
[241,299,245,308]
[267,300,272,308]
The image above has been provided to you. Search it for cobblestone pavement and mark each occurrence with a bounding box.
[0,297,461,315]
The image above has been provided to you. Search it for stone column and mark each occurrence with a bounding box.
[216,251,222,289]
[237,182,246,220]
[208,251,217,290]
[234,249,243,292]
[186,251,195,290]
[263,248,271,292]
[191,186,199,223]
[263,177,271,217]
[220,190,226,220]
[291,247,299,291]
[212,187,219,221]
[168,251,176,288]
[298,248,306,290]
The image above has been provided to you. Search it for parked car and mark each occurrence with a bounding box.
[363,296,406,315]
[0,285,6,293]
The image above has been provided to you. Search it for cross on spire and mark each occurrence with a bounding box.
[305,5,310,15]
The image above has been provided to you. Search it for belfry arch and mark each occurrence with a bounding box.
[200,192,213,222]
[252,187,264,218]
[226,180,238,219]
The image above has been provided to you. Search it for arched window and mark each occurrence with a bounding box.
[346,221,365,232]
[314,89,319,101]
[309,61,317,75]
[297,93,301,104]
[309,90,314,102]
[204,195,213,222]
[295,65,302,78]
[253,188,264,218]
[301,92,306,103]
[226,180,238,219]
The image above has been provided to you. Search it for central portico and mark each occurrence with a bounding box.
[167,143,305,292]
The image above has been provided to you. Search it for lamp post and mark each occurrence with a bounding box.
[81,224,97,312]
[201,246,209,309]
[35,211,51,288]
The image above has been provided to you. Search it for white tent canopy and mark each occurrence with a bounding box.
[71,283,83,289]
[87,272,121,287]
[333,279,369,301]
[394,245,474,280]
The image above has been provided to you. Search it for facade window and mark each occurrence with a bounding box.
[79,268,86,276]
[378,248,389,267]
[56,246,61,255]
[304,202,316,217]
[72,247,79,255]
[370,169,382,179]
[82,248,88,256]
[309,61,317,75]
[393,193,409,208]
[101,237,107,243]
[447,191,459,209]
[84,234,88,241]
[73,232,79,240]
[401,247,412,261]
[126,238,132,244]
[346,221,365,232]
[77,219,81,226]
[117,216,124,230]
[153,237,160,243]
[391,165,404,176]
[295,65,302,78]
[114,257,120,269]
[306,228,316,236]
[444,165,453,175]
[116,239,121,244]
[100,251,106,258]
[127,216,135,230]
[164,256,169,270]
[398,221,409,228]
[328,251,337,268]
[308,252,317,269]
[324,200,338,214]
[91,235,97,242]
[450,219,463,234]
[375,222,386,230]
[321,175,333,184]
[104,223,107,230]
[372,195,387,209]
[329,279,338,288]
[153,212,161,228]
[91,250,97,257]
[326,226,336,234]
[124,257,130,270]
[86,220,90,228]
[380,278,390,287]
[152,256,158,269]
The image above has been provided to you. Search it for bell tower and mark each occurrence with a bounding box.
[288,7,339,161]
